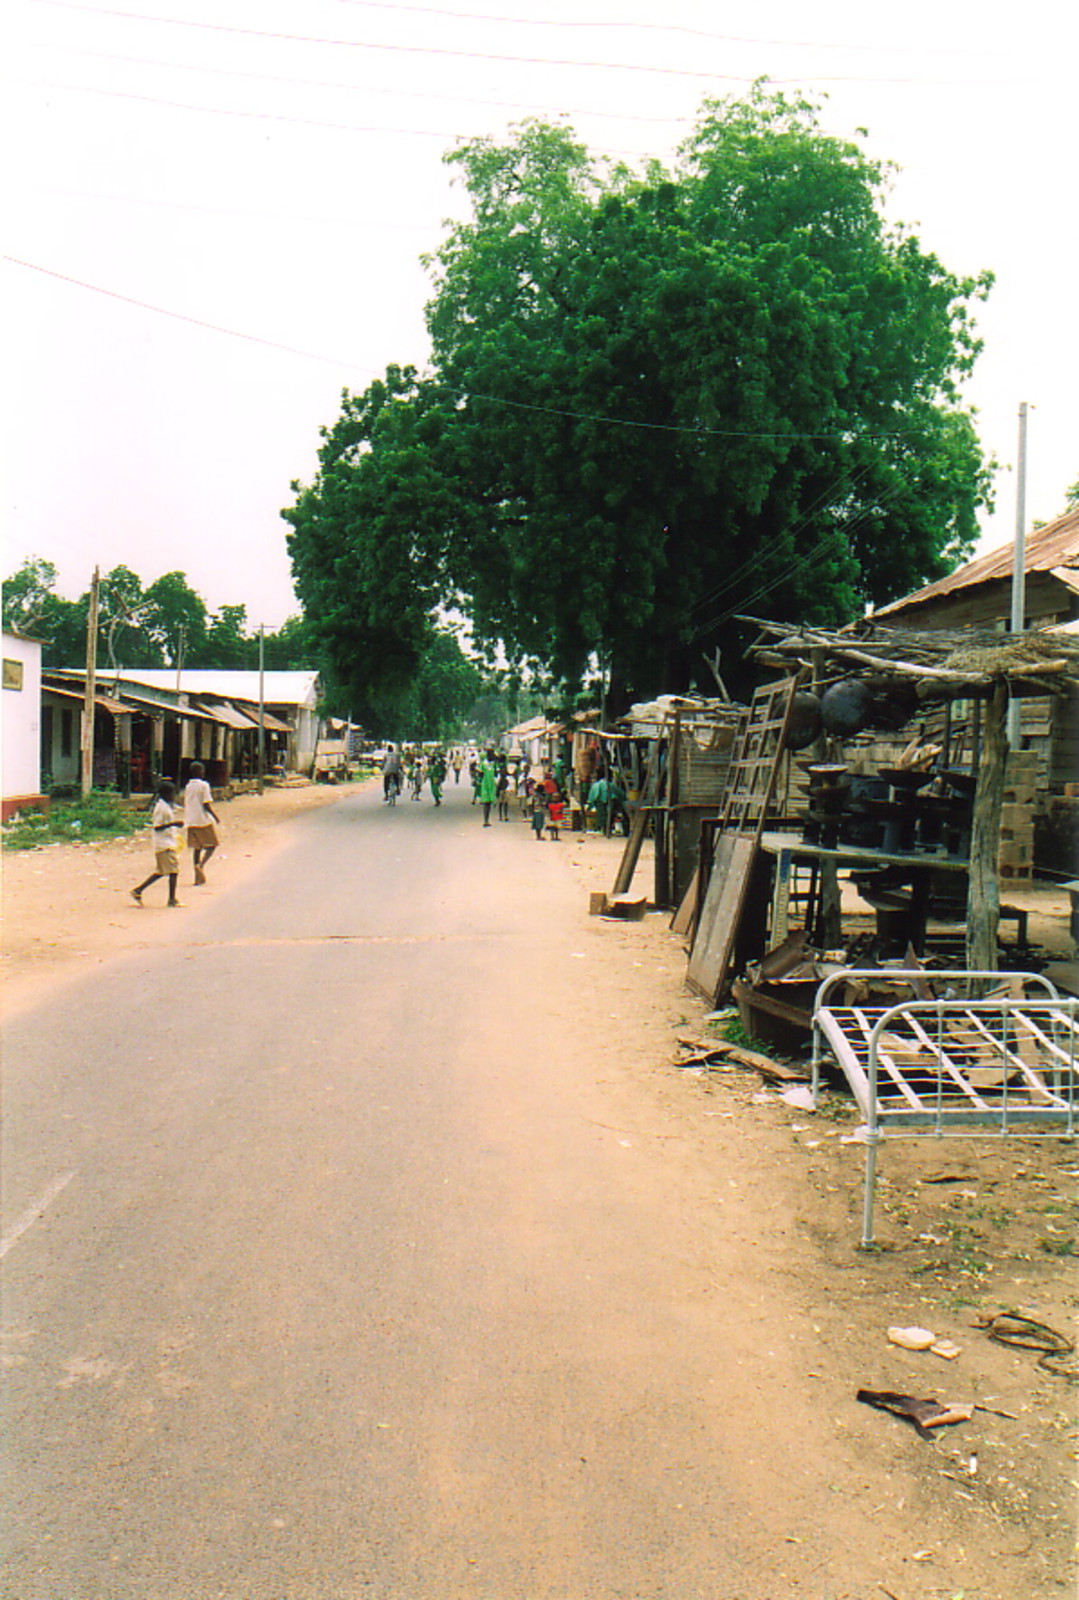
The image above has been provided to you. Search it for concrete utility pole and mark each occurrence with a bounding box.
[81,567,100,798]
[1007,401,1029,748]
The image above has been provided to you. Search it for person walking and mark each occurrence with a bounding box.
[587,773,610,834]
[478,750,498,826]
[183,761,220,886]
[429,750,446,806]
[496,756,511,821]
[131,780,183,907]
[609,773,631,836]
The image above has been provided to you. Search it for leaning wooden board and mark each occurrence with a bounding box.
[685,832,756,1000]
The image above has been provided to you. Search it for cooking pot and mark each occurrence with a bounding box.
[783,691,822,751]
[820,679,872,736]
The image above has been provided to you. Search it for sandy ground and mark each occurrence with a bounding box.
[3,780,1077,1595]
[1,781,346,1018]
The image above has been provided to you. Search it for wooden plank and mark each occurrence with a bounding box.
[670,865,699,937]
[686,833,756,999]
[685,677,801,1002]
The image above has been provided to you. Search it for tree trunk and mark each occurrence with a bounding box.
[966,682,1008,972]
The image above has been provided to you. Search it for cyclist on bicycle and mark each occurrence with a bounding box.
[382,743,402,802]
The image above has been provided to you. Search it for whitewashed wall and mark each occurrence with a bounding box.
[2,631,43,803]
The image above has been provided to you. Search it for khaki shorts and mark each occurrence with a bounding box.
[155,848,179,874]
[186,824,218,849]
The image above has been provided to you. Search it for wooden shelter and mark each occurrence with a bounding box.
[872,508,1079,815]
[745,617,1079,970]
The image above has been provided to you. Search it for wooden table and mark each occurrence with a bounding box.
[759,831,970,952]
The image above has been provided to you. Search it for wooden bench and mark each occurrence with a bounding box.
[811,968,1077,1246]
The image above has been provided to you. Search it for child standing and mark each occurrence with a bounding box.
[546,784,566,841]
[529,782,548,841]
[131,780,183,907]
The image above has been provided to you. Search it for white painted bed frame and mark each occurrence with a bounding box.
[811,969,1078,1246]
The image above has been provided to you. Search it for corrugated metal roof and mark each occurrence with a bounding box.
[42,683,131,716]
[875,506,1079,618]
[196,699,254,730]
[113,669,320,705]
[507,715,551,737]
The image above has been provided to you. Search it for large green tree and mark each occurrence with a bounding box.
[284,88,992,707]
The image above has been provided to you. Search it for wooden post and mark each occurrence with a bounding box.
[966,682,1008,971]
[258,624,266,795]
[808,647,841,946]
[655,709,682,908]
[80,566,100,798]
[612,721,667,898]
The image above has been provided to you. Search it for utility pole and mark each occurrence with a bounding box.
[81,567,100,798]
[1007,401,1029,748]
[258,624,266,795]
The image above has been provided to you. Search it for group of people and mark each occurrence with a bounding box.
[381,744,451,805]
[131,762,220,907]
[380,741,631,841]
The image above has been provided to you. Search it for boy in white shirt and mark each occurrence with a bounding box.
[131,780,183,907]
[183,761,221,886]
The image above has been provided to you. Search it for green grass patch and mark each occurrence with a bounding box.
[2,792,147,851]
[1037,1236,1077,1257]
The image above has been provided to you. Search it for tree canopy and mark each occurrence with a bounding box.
[286,88,993,708]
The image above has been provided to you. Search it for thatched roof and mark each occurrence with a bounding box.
[743,617,1079,700]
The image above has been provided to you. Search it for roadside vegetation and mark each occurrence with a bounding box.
[1,791,146,851]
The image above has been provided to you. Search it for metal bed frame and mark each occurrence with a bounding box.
[811,969,1078,1247]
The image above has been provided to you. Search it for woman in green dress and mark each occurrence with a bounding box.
[478,751,498,826]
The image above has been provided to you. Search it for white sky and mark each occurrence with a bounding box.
[4,0,1077,630]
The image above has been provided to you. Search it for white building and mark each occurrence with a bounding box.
[2,630,45,820]
[98,669,322,776]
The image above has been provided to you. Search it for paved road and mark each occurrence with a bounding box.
[3,779,845,1597]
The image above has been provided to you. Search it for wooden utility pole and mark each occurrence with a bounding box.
[257,624,266,795]
[80,566,100,798]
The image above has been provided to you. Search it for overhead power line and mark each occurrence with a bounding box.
[28,0,1009,88]
[326,0,990,57]
[25,0,786,82]
[4,253,357,368]
[29,0,999,61]
[24,40,697,126]
[17,76,518,144]
[4,252,925,443]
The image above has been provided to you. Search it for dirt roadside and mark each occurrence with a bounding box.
[1,780,346,1018]
[2,782,1076,1596]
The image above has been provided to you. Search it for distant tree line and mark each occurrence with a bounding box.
[1,558,313,673]
[0,555,524,741]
